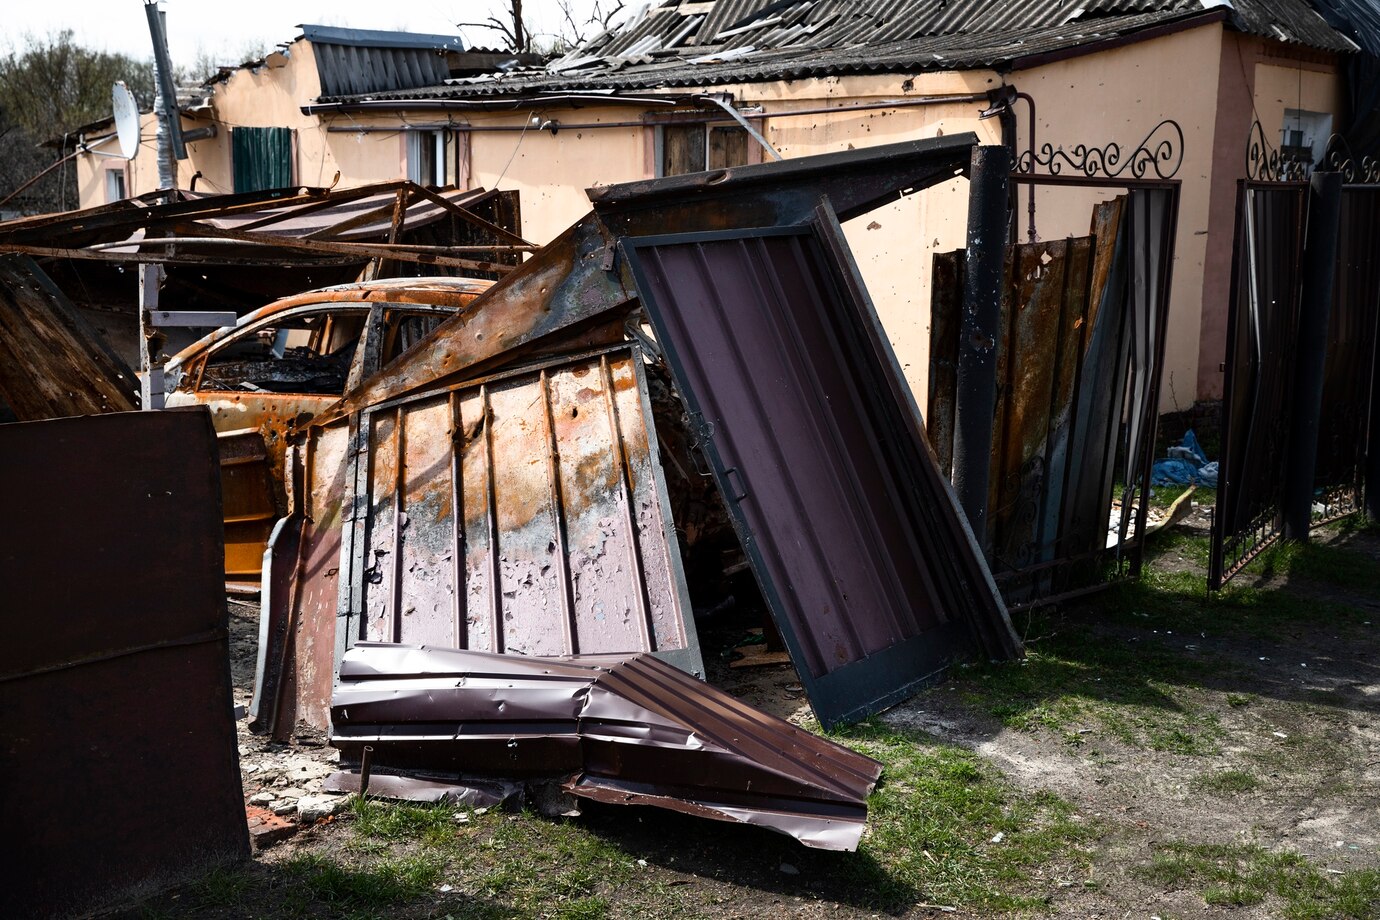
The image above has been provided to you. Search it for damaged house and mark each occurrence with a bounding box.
[61,1,1376,416]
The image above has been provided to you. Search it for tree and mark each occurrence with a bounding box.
[0,31,155,139]
[0,32,157,214]
[458,0,628,55]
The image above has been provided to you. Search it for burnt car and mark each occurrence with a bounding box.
[165,276,494,586]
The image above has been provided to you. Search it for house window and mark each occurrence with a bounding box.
[407,130,467,187]
[104,167,127,203]
[232,127,294,193]
[656,123,751,177]
[1279,109,1333,171]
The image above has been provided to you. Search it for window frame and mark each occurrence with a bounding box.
[652,119,759,178]
[192,303,373,395]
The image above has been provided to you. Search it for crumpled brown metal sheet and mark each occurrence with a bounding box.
[330,642,881,850]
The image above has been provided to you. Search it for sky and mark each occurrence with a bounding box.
[4,0,612,66]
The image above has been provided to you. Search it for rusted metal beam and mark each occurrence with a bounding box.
[164,221,515,273]
[314,214,635,424]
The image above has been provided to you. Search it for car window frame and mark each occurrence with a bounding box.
[193,303,374,396]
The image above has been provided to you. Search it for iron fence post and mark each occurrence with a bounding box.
[952,145,1011,547]
[1283,170,1342,541]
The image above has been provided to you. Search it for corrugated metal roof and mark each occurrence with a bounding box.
[312,42,454,97]
[298,24,465,51]
[314,0,1354,104]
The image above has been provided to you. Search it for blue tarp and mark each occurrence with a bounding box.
[1152,430,1218,488]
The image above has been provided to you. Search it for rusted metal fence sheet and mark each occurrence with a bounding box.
[256,345,702,736]
[343,345,700,665]
[929,187,1177,607]
[1312,185,1380,522]
[0,409,248,917]
[622,214,1018,729]
[330,643,882,850]
[0,253,138,420]
[1211,182,1307,587]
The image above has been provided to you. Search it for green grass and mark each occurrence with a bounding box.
[1138,842,1380,919]
[831,721,1094,912]
[1192,769,1261,794]
[951,599,1224,754]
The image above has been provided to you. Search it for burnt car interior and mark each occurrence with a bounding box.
[199,309,368,395]
[196,308,452,396]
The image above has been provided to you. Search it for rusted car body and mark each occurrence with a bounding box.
[165,276,493,583]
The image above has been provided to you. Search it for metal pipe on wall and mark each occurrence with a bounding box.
[951,144,1012,547]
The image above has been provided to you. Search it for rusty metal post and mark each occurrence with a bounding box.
[1283,170,1342,541]
[952,145,1011,546]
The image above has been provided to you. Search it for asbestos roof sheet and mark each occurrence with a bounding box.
[315,0,1354,104]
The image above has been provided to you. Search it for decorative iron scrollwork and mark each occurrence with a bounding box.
[1320,134,1380,184]
[1247,120,1312,181]
[1014,119,1184,179]
[1247,122,1380,183]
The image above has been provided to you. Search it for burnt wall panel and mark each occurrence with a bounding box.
[346,348,702,672]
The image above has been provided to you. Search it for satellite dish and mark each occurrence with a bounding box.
[112,81,139,160]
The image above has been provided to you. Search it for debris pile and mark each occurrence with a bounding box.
[237,135,1026,851]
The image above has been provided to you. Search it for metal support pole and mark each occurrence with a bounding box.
[952,145,1011,546]
[1282,170,1342,541]
[139,263,166,410]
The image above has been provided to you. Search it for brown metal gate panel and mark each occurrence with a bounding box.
[1212,182,1307,587]
[623,223,1018,729]
[1312,186,1380,521]
[0,409,249,917]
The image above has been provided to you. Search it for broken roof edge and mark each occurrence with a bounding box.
[587,133,978,218]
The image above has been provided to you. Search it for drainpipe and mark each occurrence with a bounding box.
[951,144,1012,548]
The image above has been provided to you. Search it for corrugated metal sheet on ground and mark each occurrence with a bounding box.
[331,643,881,850]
